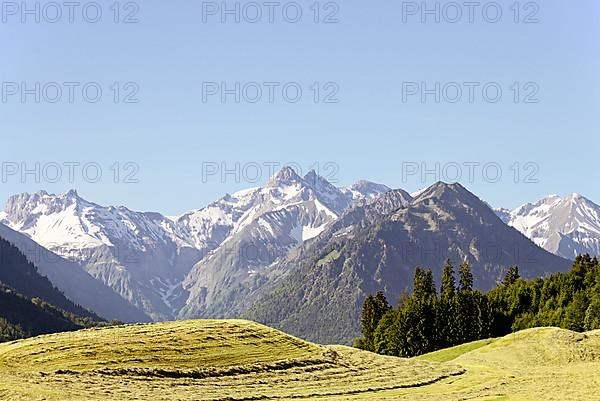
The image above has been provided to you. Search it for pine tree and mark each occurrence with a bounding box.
[437,259,457,347]
[374,310,400,356]
[563,292,588,331]
[360,295,377,351]
[425,269,437,298]
[374,291,391,315]
[459,260,474,292]
[413,267,427,300]
[413,267,436,301]
[502,266,520,287]
[455,260,479,343]
[402,268,438,355]
[360,291,391,351]
[441,259,456,301]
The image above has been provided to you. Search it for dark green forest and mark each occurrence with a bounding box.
[357,255,600,357]
[0,237,106,342]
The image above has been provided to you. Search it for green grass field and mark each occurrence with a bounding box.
[0,320,598,400]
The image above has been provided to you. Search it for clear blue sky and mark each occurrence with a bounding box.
[1,0,598,214]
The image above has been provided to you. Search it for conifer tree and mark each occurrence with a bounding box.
[425,269,437,298]
[456,260,479,342]
[413,267,427,300]
[374,291,391,315]
[438,259,456,346]
[413,268,436,301]
[360,295,377,351]
[441,259,456,301]
[459,260,474,292]
[502,266,520,287]
[360,291,390,351]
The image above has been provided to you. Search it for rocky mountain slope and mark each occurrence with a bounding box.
[0,236,106,341]
[178,167,360,319]
[246,182,571,344]
[0,223,149,322]
[0,168,389,321]
[497,194,600,259]
[0,190,202,320]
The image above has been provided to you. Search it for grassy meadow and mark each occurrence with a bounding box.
[0,319,598,400]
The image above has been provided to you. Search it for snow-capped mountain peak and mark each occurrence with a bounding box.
[0,168,401,322]
[268,165,303,186]
[178,167,360,318]
[2,190,108,246]
[342,180,391,203]
[501,193,600,259]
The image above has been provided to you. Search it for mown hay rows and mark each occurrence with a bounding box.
[1,322,599,401]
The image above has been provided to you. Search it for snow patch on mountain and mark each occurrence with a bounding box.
[498,194,600,259]
[0,168,396,321]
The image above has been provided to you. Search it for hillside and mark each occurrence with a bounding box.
[246,182,571,344]
[0,236,106,341]
[0,320,462,400]
[0,284,82,341]
[0,223,150,323]
[0,320,598,400]
[417,327,600,401]
[0,236,100,321]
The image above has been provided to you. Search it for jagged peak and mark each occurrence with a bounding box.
[303,169,339,192]
[64,189,79,198]
[268,166,303,186]
[567,193,585,202]
[346,187,412,216]
[1,189,102,226]
[303,169,318,182]
[6,188,80,202]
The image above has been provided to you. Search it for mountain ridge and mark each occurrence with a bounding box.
[497,193,600,259]
[245,181,571,344]
[2,175,594,330]
[0,169,390,321]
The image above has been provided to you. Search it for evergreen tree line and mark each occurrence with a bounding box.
[357,255,600,357]
[0,237,118,343]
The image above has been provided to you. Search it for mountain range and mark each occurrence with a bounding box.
[245,182,571,343]
[0,168,389,322]
[496,193,600,260]
[0,223,150,323]
[0,169,597,343]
